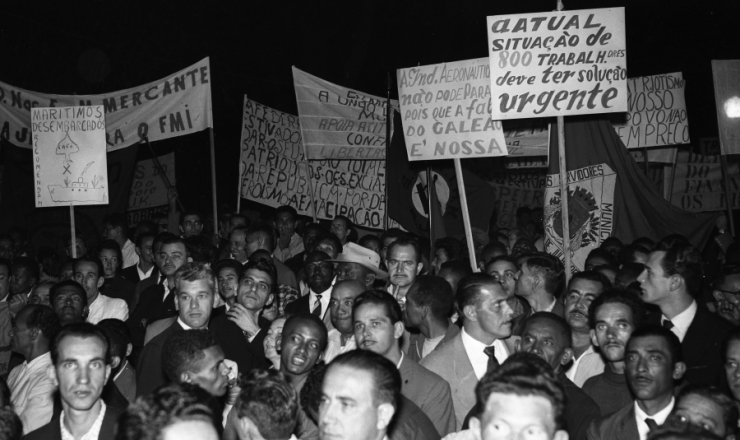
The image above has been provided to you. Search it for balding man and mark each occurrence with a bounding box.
[324,280,365,363]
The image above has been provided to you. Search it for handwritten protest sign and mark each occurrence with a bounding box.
[488,171,546,228]
[397,58,508,161]
[240,97,386,229]
[125,153,176,225]
[487,8,627,119]
[293,67,395,160]
[613,73,689,148]
[670,150,740,212]
[2,58,212,151]
[31,106,108,207]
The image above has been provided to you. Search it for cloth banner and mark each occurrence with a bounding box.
[545,117,716,273]
[293,67,395,160]
[711,60,740,155]
[126,152,176,226]
[489,171,546,229]
[239,97,386,229]
[0,58,212,152]
[669,150,740,212]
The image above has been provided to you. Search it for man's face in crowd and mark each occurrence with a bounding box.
[590,302,636,364]
[98,249,119,278]
[637,251,673,306]
[11,306,34,354]
[0,264,9,302]
[305,252,334,293]
[53,285,88,325]
[137,236,155,265]
[181,214,203,237]
[160,243,188,277]
[67,237,87,259]
[564,278,604,333]
[387,244,421,289]
[280,319,324,377]
[217,267,239,301]
[486,260,518,298]
[330,218,349,244]
[625,335,684,403]
[518,318,572,372]
[319,365,392,440]
[431,248,451,276]
[381,237,398,264]
[474,283,514,339]
[316,238,339,260]
[669,393,729,438]
[0,239,13,261]
[11,266,35,295]
[29,283,51,306]
[713,273,740,325]
[156,217,169,234]
[74,261,103,302]
[476,392,566,440]
[175,279,214,329]
[276,211,296,238]
[186,345,229,397]
[354,302,402,360]
[336,262,373,288]
[725,338,740,401]
[230,231,249,261]
[237,268,273,312]
[50,335,111,412]
[514,262,537,298]
[303,226,322,250]
[264,317,287,360]
[103,223,120,241]
[330,281,364,335]
[403,285,425,329]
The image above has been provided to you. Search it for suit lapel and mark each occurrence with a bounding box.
[451,334,476,384]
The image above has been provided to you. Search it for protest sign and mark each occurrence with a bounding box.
[613,73,689,148]
[397,58,508,161]
[712,60,740,155]
[488,171,546,228]
[670,150,740,212]
[239,97,386,229]
[1,58,212,152]
[487,8,627,119]
[293,67,394,160]
[31,106,108,207]
[125,153,176,226]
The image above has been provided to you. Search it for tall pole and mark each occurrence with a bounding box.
[236,162,243,214]
[557,116,571,282]
[385,72,392,230]
[426,166,434,263]
[300,140,319,223]
[720,152,737,236]
[209,127,219,236]
[454,159,478,273]
[69,204,77,259]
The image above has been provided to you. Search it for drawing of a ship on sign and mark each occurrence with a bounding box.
[48,133,107,203]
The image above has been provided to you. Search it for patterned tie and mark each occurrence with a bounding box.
[484,346,500,373]
[645,418,658,431]
[313,295,322,317]
[662,319,674,330]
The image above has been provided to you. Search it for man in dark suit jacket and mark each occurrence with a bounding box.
[637,241,734,387]
[120,232,158,284]
[285,251,334,323]
[403,275,460,363]
[24,323,121,440]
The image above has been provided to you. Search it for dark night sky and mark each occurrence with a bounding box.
[2,0,739,213]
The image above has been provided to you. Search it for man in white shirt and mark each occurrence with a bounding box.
[273,206,304,262]
[324,280,364,363]
[511,254,565,336]
[587,326,686,440]
[285,251,333,322]
[74,257,128,324]
[330,215,353,247]
[121,233,157,283]
[103,213,138,269]
[8,304,60,434]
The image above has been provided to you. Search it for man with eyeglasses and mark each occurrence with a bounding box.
[386,238,423,310]
[712,264,740,326]
[180,211,204,238]
[102,213,138,269]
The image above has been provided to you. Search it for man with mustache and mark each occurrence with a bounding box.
[563,271,611,387]
[587,326,686,440]
[386,238,423,309]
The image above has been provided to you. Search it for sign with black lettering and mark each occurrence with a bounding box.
[487,8,627,119]
[127,153,175,212]
[670,150,740,212]
[489,171,547,228]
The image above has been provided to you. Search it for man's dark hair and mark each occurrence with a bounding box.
[358,234,381,249]
[648,423,723,440]
[588,288,646,330]
[328,350,401,410]
[282,314,329,352]
[676,385,739,434]
[333,215,352,230]
[434,237,463,262]
[585,248,618,268]
[317,233,343,255]
[569,270,612,291]
[162,330,220,383]
[115,382,220,440]
[601,237,624,249]
[526,312,572,347]
[135,232,156,249]
[439,260,473,280]
[628,325,683,365]
[235,369,299,439]
[388,237,422,263]
[476,351,566,430]
[51,322,111,366]
[153,232,177,250]
[485,255,519,273]
[479,241,509,267]
[104,213,130,238]
[247,222,276,251]
[653,242,704,296]
[615,263,646,289]
[379,228,407,245]
[524,254,564,296]
[230,213,250,226]
[11,256,40,281]
[712,263,740,290]
[179,211,203,226]
[24,305,62,343]
[161,237,189,254]
[0,408,22,440]
[242,258,278,296]
[74,255,105,278]
[275,205,298,220]
[299,362,327,419]
[353,289,403,325]
[97,319,132,362]
[656,234,691,249]
[618,244,650,265]
[456,273,503,314]
[406,275,454,320]
[49,280,89,307]
[97,239,123,271]
[183,235,217,264]
[214,259,244,279]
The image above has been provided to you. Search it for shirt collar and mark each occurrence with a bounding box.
[543,297,558,313]
[662,300,697,334]
[61,401,107,440]
[396,351,405,369]
[176,317,208,330]
[634,397,674,440]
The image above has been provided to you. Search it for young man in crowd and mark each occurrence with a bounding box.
[179,211,204,238]
[274,206,304,263]
[103,213,138,269]
[74,256,129,324]
[121,232,158,284]
[50,280,89,325]
[214,259,243,309]
[285,251,334,322]
[511,254,565,335]
[404,274,459,363]
[324,279,365,363]
[279,314,328,396]
[97,239,137,309]
[330,215,353,247]
[485,256,531,324]
[240,223,299,292]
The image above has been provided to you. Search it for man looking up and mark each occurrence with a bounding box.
[179,211,204,238]
[74,256,129,324]
[7,305,60,434]
[386,238,423,309]
[637,241,734,387]
[324,279,365,363]
[50,280,89,325]
[25,323,120,440]
[279,314,328,395]
[274,206,304,263]
[587,326,687,440]
[404,275,459,363]
[421,273,514,426]
[354,289,456,436]
[103,213,138,269]
[511,254,565,334]
[563,271,611,387]
[583,289,646,416]
[121,232,158,284]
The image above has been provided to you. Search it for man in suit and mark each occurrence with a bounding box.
[511,254,565,335]
[587,326,686,440]
[354,289,456,436]
[24,323,121,440]
[421,273,515,426]
[120,232,158,284]
[403,275,459,363]
[637,241,734,387]
[285,251,333,322]
[97,319,137,404]
[130,232,175,310]
[136,262,216,397]
[386,238,423,308]
[238,223,299,292]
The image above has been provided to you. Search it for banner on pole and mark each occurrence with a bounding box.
[125,153,176,226]
[712,60,740,155]
[1,58,212,152]
[293,67,395,160]
[397,58,508,161]
[669,150,740,212]
[487,8,627,119]
[31,105,108,207]
[240,97,386,229]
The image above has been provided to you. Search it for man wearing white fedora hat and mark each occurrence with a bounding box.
[331,245,389,289]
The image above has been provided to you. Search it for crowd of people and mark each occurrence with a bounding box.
[0,199,738,440]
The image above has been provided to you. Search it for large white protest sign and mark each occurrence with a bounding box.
[240,97,386,229]
[487,8,627,119]
[31,106,108,207]
[613,73,690,148]
[293,67,394,160]
[670,150,740,212]
[397,58,508,161]
[1,58,212,152]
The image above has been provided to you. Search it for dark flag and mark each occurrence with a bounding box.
[544,116,717,272]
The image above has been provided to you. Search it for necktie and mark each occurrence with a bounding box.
[645,418,658,431]
[662,319,674,330]
[484,346,500,372]
[313,295,322,317]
